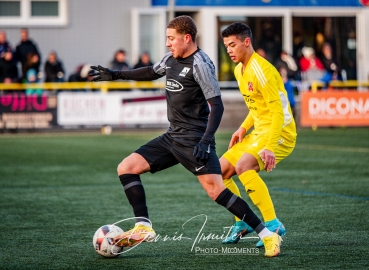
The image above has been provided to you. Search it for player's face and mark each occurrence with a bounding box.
[223,35,249,63]
[166,28,189,59]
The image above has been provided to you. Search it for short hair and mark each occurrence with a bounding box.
[221,22,253,42]
[167,15,197,42]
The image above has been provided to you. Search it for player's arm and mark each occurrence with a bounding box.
[89,65,163,81]
[192,55,223,163]
[201,95,224,144]
[193,95,224,162]
[228,113,254,149]
[260,84,284,172]
[90,52,171,81]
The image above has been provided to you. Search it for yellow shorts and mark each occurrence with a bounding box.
[222,132,296,171]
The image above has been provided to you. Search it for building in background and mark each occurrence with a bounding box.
[0,0,368,83]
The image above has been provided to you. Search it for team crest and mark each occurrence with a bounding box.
[248,82,254,92]
[179,67,191,77]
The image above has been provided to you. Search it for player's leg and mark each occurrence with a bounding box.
[236,134,293,247]
[220,157,254,243]
[197,173,281,257]
[115,134,179,247]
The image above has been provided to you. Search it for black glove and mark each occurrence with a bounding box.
[89,65,113,81]
[193,142,211,163]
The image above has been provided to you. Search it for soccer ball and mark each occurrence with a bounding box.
[93,224,124,258]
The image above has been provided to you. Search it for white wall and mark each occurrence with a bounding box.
[3,0,152,79]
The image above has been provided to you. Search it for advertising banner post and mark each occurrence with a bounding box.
[300,91,369,127]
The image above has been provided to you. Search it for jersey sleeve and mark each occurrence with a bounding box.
[240,113,254,131]
[261,73,285,152]
[152,52,172,76]
[193,52,221,100]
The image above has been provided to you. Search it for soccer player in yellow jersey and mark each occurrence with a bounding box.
[220,23,297,247]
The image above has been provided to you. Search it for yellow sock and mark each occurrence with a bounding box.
[223,178,241,222]
[238,170,276,222]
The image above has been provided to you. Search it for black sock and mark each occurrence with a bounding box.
[119,174,149,223]
[215,188,265,233]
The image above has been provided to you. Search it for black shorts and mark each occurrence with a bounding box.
[134,133,221,176]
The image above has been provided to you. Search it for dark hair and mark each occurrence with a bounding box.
[167,15,197,42]
[221,22,253,42]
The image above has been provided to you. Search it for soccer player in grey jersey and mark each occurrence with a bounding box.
[90,16,282,257]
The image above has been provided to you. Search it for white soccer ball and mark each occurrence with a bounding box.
[93,224,124,258]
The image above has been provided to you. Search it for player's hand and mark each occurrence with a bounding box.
[260,149,276,172]
[193,142,211,163]
[228,127,246,149]
[89,65,113,81]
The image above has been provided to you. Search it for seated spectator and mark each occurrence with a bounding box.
[319,43,342,84]
[68,64,93,91]
[134,51,153,69]
[25,68,43,96]
[68,64,85,82]
[0,49,19,83]
[0,31,13,58]
[274,50,299,80]
[22,52,41,83]
[109,49,130,71]
[44,51,65,82]
[133,51,155,91]
[299,46,325,90]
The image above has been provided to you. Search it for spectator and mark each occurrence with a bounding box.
[134,51,153,69]
[279,66,296,118]
[319,43,342,84]
[68,64,85,82]
[256,48,267,59]
[274,50,299,81]
[23,52,41,83]
[134,51,155,91]
[0,49,19,83]
[299,46,325,90]
[68,64,93,91]
[44,51,65,82]
[15,28,41,80]
[0,31,13,58]
[109,49,130,71]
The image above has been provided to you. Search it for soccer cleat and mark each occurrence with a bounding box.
[114,224,156,247]
[222,220,254,244]
[262,233,282,257]
[256,218,286,248]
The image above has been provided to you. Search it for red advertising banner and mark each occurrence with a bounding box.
[0,93,57,129]
[300,91,369,127]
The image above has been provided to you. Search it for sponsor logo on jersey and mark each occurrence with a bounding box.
[246,189,255,194]
[248,82,254,92]
[166,79,184,92]
[179,67,191,77]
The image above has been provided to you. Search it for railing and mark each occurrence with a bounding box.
[311,80,369,92]
[0,81,166,92]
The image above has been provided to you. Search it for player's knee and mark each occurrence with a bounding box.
[204,185,223,200]
[117,157,137,175]
[235,159,259,175]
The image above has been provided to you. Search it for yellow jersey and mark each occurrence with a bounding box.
[234,52,297,152]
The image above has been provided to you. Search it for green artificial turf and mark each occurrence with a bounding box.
[0,128,368,269]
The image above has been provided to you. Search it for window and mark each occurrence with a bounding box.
[131,8,166,66]
[31,1,58,16]
[0,0,67,26]
[0,1,21,16]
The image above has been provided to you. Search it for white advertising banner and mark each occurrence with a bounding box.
[57,91,168,127]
